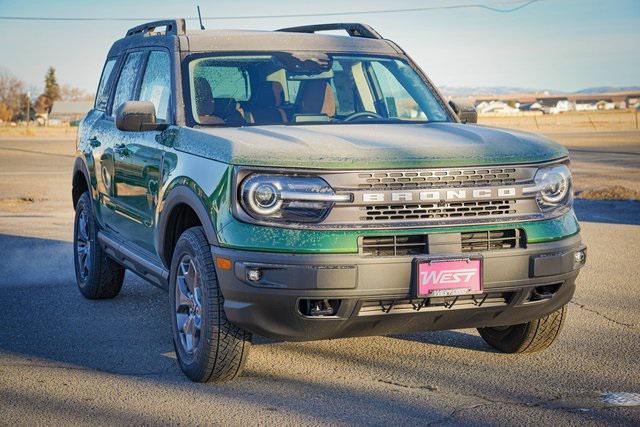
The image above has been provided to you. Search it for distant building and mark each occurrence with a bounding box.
[519,101,543,112]
[49,101,93,123]
[475,100,519,114]
[535,97,570,114]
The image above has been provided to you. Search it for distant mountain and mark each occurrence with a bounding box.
[438,85,639,97]
[573,86,640,94]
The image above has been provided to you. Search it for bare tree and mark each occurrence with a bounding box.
[59,84,95,102]
[0,68,26,121]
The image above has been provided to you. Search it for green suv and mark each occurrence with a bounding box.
[72,20,586,382]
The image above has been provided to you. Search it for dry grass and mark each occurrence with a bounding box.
[0,126,78,138]
[479,110,640,133]
[577,186,640,201]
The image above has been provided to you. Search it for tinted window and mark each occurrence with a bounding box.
[111,51,144,115]
[139,51,172,122]
[95,59,116,111]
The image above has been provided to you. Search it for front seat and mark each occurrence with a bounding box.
[298,80,336,117]
[193,77,223,124]
[247,81,287,124]
[193,78,244,125]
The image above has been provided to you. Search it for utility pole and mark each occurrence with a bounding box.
[26,91,30,128]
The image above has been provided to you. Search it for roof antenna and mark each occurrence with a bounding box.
[197,5,205,30]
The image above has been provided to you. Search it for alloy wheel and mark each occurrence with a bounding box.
[175,255,203,354]
[75,209,92,281]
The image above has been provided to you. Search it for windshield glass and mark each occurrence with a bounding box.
[187,53,450,126]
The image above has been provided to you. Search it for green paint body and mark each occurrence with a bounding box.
[79,117,578,261]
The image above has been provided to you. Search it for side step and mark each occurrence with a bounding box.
[98,232,169,289]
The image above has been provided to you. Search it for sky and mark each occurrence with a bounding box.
[0,0,639,94]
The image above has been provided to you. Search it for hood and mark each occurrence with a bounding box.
[176,122,568,169]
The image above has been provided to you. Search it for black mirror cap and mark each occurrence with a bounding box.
[449,100,478,124]
[115,101,168,132]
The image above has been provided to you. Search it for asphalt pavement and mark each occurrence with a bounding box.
[0,135,638,425]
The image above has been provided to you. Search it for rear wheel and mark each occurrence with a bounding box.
[478,305,567,353]
[169,226,251,383]
[73,191,125,299]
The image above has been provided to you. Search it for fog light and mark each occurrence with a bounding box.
[247,268,262,282]
[574,250,586,264]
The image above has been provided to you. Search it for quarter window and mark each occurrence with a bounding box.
[139,51,172,123]
[95,59,116,111]
[111,51,144,115]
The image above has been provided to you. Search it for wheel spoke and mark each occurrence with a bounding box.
[192,287,203,309]
[176,277,192,310]
[174,255,202,354]
[176,313,188,331]
[183,259,198,292]
[183,315,194,351]
[78,212,89,241]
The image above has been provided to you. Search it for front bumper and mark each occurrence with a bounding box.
[213,234,585,341]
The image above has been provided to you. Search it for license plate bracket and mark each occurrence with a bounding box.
[413,256,483,298]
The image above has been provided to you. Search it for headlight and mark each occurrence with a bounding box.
[531,164,573,210]
[240,174,350,223]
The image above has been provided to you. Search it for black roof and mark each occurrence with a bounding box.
[107,19,399,57]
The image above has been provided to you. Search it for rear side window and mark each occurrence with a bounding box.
[111,51,144,115]
[139,51,172,123]
[95,59,116,111]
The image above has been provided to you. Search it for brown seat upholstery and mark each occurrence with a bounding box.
[246,81,287,124]
[298,80,336,117]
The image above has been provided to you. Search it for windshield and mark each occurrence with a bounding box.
[187,53,450,126]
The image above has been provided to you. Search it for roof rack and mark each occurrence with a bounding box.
[125,19,186,37]
[276,23,383,40]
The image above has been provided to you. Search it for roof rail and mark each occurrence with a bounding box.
[125,19,186,37]
[276,23,382,40]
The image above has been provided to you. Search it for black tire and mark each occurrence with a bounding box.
[169,226,251,383]
[478,305,567,354]
[73,191,125,299]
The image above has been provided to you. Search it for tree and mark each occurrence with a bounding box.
[59,84,94,101]
[0,69,26,121]
[0,102,11,122]
[42,66,60,113]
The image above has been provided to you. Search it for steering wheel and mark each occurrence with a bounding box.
[343,111,383,122]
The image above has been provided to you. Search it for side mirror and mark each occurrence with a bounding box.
[115,101,167,132]
[449,100,478,124]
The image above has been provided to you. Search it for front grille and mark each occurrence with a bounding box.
[355,168,518,189]
[360,229,524,256]
[461,229,524,252]
[361,199,517,222]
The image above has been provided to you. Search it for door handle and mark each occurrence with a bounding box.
[88,136,101,148]
[114,143,129,156]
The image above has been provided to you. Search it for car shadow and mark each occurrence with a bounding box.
[573,199,640,225]
[389,329,498,353]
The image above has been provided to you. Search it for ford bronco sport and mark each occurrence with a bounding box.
[72,20,586,382]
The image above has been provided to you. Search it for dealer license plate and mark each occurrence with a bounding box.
[416,258,482,298]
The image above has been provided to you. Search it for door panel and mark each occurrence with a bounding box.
[109,49,172,256]
[111,132,163,254]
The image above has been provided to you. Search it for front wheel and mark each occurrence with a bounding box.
[478,305,567,354]
[169,226,252,383]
